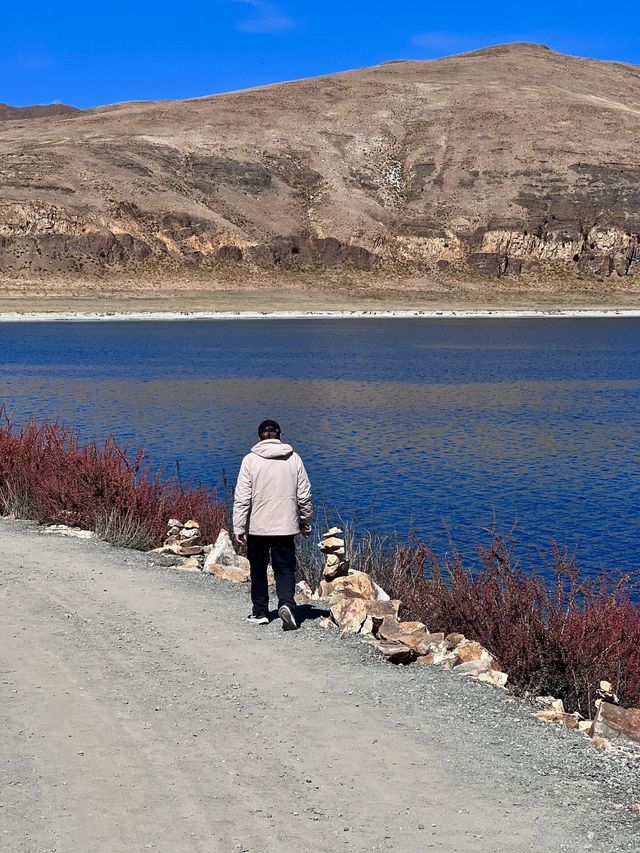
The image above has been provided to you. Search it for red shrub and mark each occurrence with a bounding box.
[384,532,640,714]
[4,409,639,715]
[0,408,225,550]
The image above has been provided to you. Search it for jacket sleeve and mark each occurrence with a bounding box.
[232,457,252,534]
[296,456,313,527]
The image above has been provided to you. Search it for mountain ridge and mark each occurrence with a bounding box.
[0,103,81,121]
[1,43,639,289]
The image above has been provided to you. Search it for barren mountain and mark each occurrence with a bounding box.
[1,43,639,289]
[0,103,81,122]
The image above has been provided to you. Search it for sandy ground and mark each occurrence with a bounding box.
[1,285,640,316]
[1,519,639,853]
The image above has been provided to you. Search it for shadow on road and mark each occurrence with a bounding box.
[267,603,328,626]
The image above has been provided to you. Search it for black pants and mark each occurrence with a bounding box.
[247,534,296,616]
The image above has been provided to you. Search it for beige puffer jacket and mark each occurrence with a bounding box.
[232,439,313,536]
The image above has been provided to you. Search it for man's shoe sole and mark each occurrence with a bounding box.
[279,605,298,631]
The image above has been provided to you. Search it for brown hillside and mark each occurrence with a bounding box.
[0,103,81,121]
[1,43,639,287]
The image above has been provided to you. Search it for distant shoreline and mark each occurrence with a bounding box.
[2,309,640,322]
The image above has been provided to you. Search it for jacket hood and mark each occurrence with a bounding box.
[251,439,294,460]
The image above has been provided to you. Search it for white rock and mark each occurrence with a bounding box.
[295,580,313,601]
[45,524,97,540]
[535,695,565,715]
[204,528,239,571]
[361,616,375,634]
[372,580,390,601]
[474,670,509,689]
[180,527,201,540]
[426,641,450,665]
[318,536,345,552]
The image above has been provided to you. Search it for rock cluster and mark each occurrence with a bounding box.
[533,679,640,753]
[203,528,251,583]
[315,550,640,753]
[146,519,640,756]
[160,518,205,557]
[314,526,389,602]
[310,527,508,689]
[534,696,586,731]
[44,524,97,540]
[149,523,262,583]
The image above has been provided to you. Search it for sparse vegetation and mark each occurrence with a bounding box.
[299,519,640,715]
[2,409,638,715]
[385,531,640,715]
[0,409,225,550]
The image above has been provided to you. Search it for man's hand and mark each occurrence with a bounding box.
[301,524,312,539]
[235,532,246,545]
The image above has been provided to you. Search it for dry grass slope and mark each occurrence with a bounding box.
[0,43,639,297]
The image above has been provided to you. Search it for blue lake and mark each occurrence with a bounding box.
[1,317,639,576]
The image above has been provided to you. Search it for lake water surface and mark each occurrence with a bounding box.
[1,318,638,576]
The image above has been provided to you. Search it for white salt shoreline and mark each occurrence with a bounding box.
[2,308,640,322]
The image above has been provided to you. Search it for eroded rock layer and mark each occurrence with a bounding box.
[1,43,639,284]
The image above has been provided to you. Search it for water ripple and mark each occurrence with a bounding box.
[1,318,639,576]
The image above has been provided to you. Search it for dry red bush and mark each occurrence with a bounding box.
[0,409,225,550]
[4,409,638,714]
[385,531,640,714]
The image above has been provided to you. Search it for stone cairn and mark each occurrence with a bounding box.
[146,519,640,756]
[317,526,349,581]
[145,517,640,760]
[310,523,512,682]
[163,518,204,557]
[151,521,254,579]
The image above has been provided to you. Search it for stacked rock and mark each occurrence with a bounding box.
[318,526,349,581]
[165,518,182,543]
[163,518,204,556]
[596,679,620,706]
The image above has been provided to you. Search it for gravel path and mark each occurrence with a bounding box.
[1,519,638,852]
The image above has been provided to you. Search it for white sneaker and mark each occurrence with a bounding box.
[247,614,269,625]
[278,605,298,631]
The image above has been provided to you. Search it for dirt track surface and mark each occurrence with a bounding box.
[2,284,640,316]
[1,519,638,852]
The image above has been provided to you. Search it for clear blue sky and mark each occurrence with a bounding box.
[1,0,637,108]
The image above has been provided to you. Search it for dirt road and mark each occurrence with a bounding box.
[1,520,637,852]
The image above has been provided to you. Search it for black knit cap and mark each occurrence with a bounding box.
[258,419,281,436]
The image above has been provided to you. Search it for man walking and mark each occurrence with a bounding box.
[233,419,313,630]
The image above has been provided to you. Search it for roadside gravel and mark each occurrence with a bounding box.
[1,519,638,852]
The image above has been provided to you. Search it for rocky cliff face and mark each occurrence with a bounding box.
[1,43,639,286]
